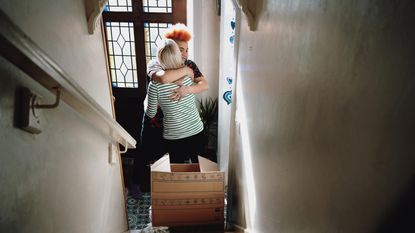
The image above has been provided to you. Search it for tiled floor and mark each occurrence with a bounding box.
[125,189,236,233]
[125,190,154,231]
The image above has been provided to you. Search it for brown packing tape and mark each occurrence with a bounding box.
[152,171,225,182]
[152,192,224,199]
[152,193,224,209]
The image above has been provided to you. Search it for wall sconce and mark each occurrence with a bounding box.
[85,0,109,34]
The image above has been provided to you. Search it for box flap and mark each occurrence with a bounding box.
[198,156,219,172]
[151,154,171,172]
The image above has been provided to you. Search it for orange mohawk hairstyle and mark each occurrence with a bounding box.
[164,23,192,42]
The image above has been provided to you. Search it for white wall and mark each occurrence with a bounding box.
[0,0,112,111]
[192,0,220,100]
[217,0,237,174]
[227,0,415,232]
[0,0,127,232]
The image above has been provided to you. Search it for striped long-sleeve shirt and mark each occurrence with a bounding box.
[145,76,204,140]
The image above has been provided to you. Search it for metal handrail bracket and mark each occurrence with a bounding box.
[0,9,136,150]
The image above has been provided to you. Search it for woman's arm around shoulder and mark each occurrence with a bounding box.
[145,82,158,118]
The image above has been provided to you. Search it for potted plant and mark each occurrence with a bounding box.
[198,97,218,160]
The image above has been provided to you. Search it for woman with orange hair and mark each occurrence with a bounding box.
[148,23,208,98]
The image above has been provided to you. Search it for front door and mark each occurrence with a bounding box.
[102,0,186,185]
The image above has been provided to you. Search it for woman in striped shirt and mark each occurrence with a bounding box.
[145,39,204,163]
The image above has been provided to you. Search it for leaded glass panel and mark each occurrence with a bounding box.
[105,0,133,12]
[143,0,172,13]
[105,22,138,88]
[144,22,172,65]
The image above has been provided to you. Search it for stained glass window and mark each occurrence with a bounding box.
[144,23,172,64]
[105,22,138,88]
[102,0,185,89]
[105,0,133,12]
[143,0,172,13]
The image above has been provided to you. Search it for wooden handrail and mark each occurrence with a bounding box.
[0,10,136,150]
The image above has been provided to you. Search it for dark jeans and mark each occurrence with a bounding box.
[166,131,205,163]
[132,115,167,192]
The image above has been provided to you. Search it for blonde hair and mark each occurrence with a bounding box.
[157,39,183,70]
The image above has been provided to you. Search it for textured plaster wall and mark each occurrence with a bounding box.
[227,0,415,232]
[0,0,127,232]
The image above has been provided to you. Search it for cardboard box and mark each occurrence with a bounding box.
[151,154,225,227]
